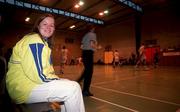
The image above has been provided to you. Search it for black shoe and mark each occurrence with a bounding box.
[82,91,93,97]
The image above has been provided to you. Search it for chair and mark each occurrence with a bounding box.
[17,102,63,112]
[0,56,64,112]
[0,56,7,95]
[0,56,16,112]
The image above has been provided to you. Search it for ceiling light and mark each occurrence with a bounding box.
[79,1,84,6]
[99,12,104,16]
[74,4,80,8]
[104,10,109,14]
[70,25,76,29]
[25,17,30,22]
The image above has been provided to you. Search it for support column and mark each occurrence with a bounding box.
[135,14,142,55]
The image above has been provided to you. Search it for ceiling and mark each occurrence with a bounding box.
[0,0,176,33]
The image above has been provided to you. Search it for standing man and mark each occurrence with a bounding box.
[77,25,97,96]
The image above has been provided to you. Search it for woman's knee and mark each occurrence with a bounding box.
[60,80,81,92]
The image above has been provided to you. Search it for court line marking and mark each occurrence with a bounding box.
[92,85,180,106]
[93,74,149,86]
[91,96,139,112]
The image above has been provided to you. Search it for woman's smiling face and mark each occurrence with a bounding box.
[38,17,55,38]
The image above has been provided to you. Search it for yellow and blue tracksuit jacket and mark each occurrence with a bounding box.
[6,33,59,104]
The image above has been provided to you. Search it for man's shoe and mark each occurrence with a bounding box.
[82,91,93,97]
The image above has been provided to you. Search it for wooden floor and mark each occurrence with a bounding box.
[55,65,180,112]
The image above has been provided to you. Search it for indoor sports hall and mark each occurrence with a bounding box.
[0,0,180,112]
